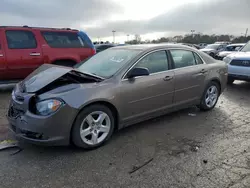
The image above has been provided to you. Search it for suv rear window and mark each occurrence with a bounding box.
[41,31,86,48]
[6,30,37,49]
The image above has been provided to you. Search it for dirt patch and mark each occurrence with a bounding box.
[0,124,12,141]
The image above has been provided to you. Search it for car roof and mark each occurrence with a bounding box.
[112,43,195,51]
[227,43,245,47]
[0,25,79,32]
[215,41,230,44]
[207,43,222,46]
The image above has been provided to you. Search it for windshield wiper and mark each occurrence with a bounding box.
[71,70,104,82]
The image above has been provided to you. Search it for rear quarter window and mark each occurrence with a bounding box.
[41,31,87,48]
[198,51,215,64]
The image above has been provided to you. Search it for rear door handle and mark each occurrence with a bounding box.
[163,76,173,81]
[30,53,41,56]
[200,69,208,74]
[0,54,3,57]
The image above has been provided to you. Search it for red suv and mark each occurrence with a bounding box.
[0,26,95,82]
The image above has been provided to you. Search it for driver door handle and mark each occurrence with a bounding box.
[30,52,41,56]
[163,76,173,81]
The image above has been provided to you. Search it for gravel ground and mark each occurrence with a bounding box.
[0,81,250,188]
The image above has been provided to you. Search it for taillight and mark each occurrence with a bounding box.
[91,48,96,55]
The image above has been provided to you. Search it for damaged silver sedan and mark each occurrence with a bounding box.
[8,44,228,149]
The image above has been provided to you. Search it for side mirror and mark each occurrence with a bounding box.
[127,67,149,78]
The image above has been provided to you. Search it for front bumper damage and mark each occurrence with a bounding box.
[7,88,78,146]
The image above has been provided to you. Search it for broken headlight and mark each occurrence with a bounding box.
[36,99,63,116]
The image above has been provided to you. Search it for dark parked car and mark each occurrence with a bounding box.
[95,44,115,53]
[8,44,228,149]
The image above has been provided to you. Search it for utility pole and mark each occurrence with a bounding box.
[191,30,195,38]
[112,30,116,44]
[245,28,248,37]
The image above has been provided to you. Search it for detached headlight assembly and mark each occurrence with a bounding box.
[36,99,63,116]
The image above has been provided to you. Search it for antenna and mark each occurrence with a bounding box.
[245,28,248,37]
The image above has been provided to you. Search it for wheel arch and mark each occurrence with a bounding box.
[209,78,221,93]
[70,100,120,141]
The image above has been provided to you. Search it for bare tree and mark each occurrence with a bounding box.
[134,34,141,43]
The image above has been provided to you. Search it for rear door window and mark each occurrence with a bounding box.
[170,50,196,68]
[193,52,204,64]
[41,31,86,48]
[6,30,37,49]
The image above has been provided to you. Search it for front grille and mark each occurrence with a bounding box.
[230,60,250,67]
[21,130,43,139]
[9,106,24,118]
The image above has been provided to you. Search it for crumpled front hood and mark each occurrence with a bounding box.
[22,64,73,93]
[226,51,250,60]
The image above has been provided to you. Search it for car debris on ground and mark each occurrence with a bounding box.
[188,113,197,117]
[0,140,23,155]
[129,158,154,174]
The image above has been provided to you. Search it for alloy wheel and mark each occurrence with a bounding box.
[80,111,111,145]
[205,85,218,108]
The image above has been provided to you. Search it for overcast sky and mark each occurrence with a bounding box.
[0,0,249,42]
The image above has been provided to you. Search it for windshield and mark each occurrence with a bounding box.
[240,42,250,52]
[205,44,220,50]
[76,48,141,78]
[226,45,243,51]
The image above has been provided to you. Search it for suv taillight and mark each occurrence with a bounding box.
[91,48,96,55]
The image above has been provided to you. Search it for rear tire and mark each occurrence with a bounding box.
[227,77,235,84]
[71,104,115,149]
[199,81,220,111]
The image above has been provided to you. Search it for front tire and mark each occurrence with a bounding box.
[72,104,115,149]
[199,81,220,111]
